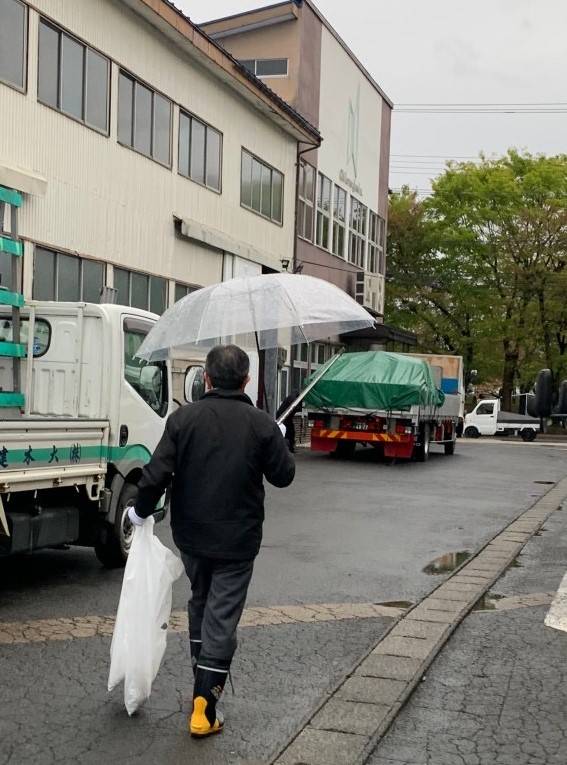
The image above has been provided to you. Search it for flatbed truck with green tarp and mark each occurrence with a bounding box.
[305,351,464,461]
[0,301,173,567]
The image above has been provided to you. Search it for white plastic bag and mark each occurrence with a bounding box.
[108,517,184,715]
[545,571,567,632]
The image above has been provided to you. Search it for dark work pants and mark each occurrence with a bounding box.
[284,421,296,453]
[182,554,254,671]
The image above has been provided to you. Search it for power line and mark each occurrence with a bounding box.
[397,102,567,107]
[391,153,481,159]
[396,107,567,114]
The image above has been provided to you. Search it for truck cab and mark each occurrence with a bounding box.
[0,301,172,566]
[464,398,539,441]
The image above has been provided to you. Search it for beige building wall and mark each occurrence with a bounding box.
[1,0,303,301]
[208,22,300,108]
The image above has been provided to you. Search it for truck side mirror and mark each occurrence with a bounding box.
[184,365,205,403]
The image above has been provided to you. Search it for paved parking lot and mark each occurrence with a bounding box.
[1,441,566,763]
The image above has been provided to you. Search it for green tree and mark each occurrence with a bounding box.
[386,187,495,386]
[387,153,567,407]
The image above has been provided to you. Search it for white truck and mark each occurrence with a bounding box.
[464,398,540,441]
[0,301,173,567]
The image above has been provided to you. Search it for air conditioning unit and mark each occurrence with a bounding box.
[363,274,385,312]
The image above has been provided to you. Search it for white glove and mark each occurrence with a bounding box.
[278,423,286,437]
[127,506,146,526]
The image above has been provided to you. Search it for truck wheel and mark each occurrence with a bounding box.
[444,437,456,455]
[95,483,138,569]
[415,425,430,462]
[464,426,480,439]
[334,441,356,459]
[521,428,537,442]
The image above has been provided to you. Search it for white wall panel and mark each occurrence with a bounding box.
[317,26,382,213]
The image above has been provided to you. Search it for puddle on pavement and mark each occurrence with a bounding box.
[423,550,472,575]
[376,600,414,609]
[473,592,506,611]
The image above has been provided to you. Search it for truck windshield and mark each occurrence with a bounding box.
[123,319,168,417]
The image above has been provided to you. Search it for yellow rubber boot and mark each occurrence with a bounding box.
[189,696,224,738]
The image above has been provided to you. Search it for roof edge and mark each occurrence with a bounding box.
[198,0,293,28]
[131,0,321,143]
[200,0,394,109]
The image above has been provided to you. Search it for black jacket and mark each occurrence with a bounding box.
[135,389,295,560]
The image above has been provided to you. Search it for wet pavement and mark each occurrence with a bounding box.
[369,497,567,765]
[1,441,566,763]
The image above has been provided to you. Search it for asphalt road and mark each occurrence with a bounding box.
[1,441,566,763]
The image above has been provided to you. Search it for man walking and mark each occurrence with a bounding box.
[128,345,295,737]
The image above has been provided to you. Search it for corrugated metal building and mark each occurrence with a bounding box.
[0,0,319,313]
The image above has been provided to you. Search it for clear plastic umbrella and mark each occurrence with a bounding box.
[136,273,375,361]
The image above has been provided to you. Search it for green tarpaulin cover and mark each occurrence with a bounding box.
[305,351,445,411]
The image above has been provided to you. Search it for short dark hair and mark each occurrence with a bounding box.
[205,345,250,390]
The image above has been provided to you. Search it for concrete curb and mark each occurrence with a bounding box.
[270,476,567,765]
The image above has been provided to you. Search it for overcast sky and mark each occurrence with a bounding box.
[179,0,567,193]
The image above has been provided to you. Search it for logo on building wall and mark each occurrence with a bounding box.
[347,84,360,178]
[340,84,363,197]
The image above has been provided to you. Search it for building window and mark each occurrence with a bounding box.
[291,343,341,392]
[241,149,283,224]
[240,58,288,78]
[0,0,27,91]
[174,283,198,303]
[368,211,386,275]
[118,71,171,166]
[316,172,332,250]
[32,247,105,302]
[37,19,109,133]
[178,111,222,192]
[332,185,347,258]
[297,160,315,241]
[348,198,367,269]
[114,267,167,314]
[380,217,387,274]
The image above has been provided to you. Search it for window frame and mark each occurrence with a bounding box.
[174,282,199,303]
[0,317,51,358]
[315,171,332,251]
[37,16,110,136]
[240,58,288,78]
[178,108,223,194]
[117,68,172,168]
[32,246,106,303]
[0,0,28,93]
[297,159,315,242]
[113,266,168,314]
[240,148,284,226]
[332,184,347,259]
[348,197,367,270]
[367,210,379,275]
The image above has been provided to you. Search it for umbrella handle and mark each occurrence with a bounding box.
[276,351,344,426]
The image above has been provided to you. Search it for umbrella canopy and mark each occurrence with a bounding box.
[136,273,374,361]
